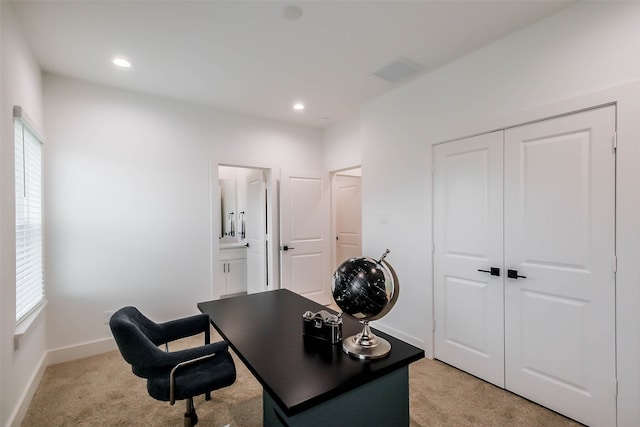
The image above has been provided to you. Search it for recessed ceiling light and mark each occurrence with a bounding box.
[112,57,131,68]
[293,103,305,111]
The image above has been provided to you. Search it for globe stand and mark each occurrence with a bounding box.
[342,321,391,359]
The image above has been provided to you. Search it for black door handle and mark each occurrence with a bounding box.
[507,269,527,279]
[282,245,295,251]
[478,267,500,276]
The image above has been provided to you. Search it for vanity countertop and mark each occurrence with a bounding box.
[220,242,248,250]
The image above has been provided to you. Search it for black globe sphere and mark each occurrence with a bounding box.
[332,256,397,320]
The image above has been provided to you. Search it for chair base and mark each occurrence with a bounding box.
[184,397,198,427]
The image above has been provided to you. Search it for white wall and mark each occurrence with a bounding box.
[360,1,640,425]
[42,74,323,355]
[323,115,361,172]
[0,3,48,426]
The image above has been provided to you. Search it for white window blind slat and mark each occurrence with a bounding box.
[17,284,42,303]
[15,110,45,324]
[16,261,43,281]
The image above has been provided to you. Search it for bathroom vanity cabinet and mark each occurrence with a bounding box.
[220,247,247,295]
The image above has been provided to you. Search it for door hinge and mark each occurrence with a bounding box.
[615,378,618,397]
[613,255,617,273]
[613,131,617,150]
[432,241,435,253]
[432,319,436,333]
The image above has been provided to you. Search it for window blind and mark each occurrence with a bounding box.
[15,108,44,323]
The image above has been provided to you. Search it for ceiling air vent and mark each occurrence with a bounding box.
[373,57,423,82]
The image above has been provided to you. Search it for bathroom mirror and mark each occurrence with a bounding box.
[220,179,236,238]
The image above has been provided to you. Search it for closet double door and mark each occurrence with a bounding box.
[433,106,616,427]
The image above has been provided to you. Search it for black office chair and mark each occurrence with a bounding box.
[109,306,236,426]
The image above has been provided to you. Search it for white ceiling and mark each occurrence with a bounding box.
[10,0,572,128]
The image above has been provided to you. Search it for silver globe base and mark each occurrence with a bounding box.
[342,322,391,359]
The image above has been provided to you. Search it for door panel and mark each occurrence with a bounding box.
[443,276,495,356]
[280,170,331,305]
[434,131,505,387]
[334,174,362,265]
[517,131,590,268]
[291,253,324,295]
[504,106,616,427]
[519,289,588,388]
[246,170,267,294]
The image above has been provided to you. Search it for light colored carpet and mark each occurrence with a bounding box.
[22,331,581,426]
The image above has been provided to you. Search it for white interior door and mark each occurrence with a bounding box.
[433,131,505,387]
[434,106,617,426]
[333,174,362,266]
[246,170,267,294]
[280,169,331,305]
[504,106,616,427]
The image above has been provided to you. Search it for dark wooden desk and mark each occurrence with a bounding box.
[198,289,424,427]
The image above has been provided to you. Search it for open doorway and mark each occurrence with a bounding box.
[217,165,272,298]
[331,167,362,271]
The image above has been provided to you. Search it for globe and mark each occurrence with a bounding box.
[331,249,399,359]
[332,256,397,320]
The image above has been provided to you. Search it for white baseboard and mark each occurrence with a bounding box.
[47,337,117,365]
[7,352,48,427]
[370,321,426,351]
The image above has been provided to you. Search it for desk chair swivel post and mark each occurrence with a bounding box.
[109,307,236,426]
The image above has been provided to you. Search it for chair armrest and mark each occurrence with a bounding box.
[169,352,220,405]
[147,340,229,372]
[157,313,211,343]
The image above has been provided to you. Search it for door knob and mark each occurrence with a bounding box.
[507,269,527,279]
[281,245,295,251]
[477,267,500,276]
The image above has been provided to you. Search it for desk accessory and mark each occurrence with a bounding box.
[302,310,342,344]
[332,249,399,359]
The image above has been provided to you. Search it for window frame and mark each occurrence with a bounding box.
[14,105,45,326]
